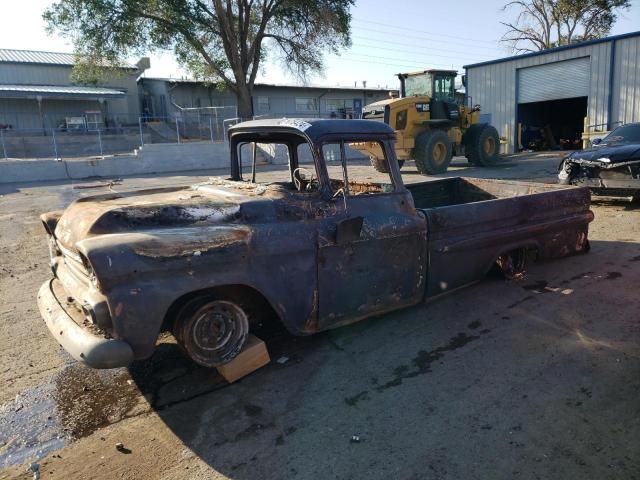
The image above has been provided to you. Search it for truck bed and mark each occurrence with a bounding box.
[406,178,593,297]
[407,177,577,209]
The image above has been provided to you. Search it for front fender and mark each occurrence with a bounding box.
[76,223,319,359]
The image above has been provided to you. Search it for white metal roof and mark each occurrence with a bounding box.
[0,49,76,65]
[141,76,397,92]
[0,49,138,70]
[0,84,126,97]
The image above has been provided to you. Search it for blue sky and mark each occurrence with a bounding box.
[2,0,639,89]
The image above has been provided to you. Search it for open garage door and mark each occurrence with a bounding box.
[517,58,590,151]
[518,57,590,104]
[518,97,587,150]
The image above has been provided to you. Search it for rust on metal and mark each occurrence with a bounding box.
[36,119,594,369]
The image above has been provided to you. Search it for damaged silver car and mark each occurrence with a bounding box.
[558,122,640,198]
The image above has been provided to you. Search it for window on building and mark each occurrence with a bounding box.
[325,98,347,113]
[257,96,270,113]
[295,97,318,113]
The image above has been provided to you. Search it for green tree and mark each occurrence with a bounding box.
[501,0,631,53]
[44,0,354,118]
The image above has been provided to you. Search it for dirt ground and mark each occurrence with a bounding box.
[0,154,639,480]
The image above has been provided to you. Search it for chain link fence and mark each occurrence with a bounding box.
[0,107,363,161]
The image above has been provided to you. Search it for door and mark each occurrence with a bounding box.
[316,141,426,330]
[518,57,590,104]
[352,98,362,119]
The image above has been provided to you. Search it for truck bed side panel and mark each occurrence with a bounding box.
[420,185,592,297]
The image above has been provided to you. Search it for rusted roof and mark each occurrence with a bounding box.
[229,118,395,141]
[0,49,76,65]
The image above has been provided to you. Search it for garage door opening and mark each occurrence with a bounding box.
[517,96,587,151]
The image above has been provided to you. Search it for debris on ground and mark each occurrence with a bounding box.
[115,442,132,454]
[350,435,361,443]
[276,356,289,365]
[73,179,122,190]
[29,462,39,480]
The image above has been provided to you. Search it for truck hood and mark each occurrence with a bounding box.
[53,181,291,249]
[567,143,640,164]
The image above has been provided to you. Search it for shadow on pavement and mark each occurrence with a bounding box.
[125,239,640,479]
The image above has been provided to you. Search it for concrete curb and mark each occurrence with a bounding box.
[0,142,231,184]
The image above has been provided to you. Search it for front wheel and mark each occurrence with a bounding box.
[466,124,500,166]
[173,296,249,367]
[413,130,453,175]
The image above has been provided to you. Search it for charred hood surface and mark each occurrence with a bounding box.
[53,181,296,249]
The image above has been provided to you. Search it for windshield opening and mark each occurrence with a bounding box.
[404,73,432,97]
[235,141,319,193]
[603,124,640,144]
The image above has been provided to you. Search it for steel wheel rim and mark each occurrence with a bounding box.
[191,301,246,353]
[433,142,446,164]
[484,136,496,155]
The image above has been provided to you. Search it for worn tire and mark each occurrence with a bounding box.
[173,296,249,368]
[466,124,500,166]
[413,130,452,175]
[369,156,404,173]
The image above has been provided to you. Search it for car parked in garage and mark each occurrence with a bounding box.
[558,122,640,198]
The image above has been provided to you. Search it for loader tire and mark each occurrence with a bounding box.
[369,156,404,173]
[414,130,452,175]
[466,124,500,166]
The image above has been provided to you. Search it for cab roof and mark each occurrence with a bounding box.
[228,118,395,143]
[398,69,458,77]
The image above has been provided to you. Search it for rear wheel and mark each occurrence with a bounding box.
[495,249,527,280]
[414,130,452,175]
[466,124,500,166]
[369,156,404,173]
[173,296,249,367]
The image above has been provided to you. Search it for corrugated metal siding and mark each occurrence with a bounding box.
[467,41,616,153]
[612,36,640,125]
[0,64,72,85]
[518,57,590,103]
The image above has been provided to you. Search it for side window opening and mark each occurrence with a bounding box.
[322,141,395,195]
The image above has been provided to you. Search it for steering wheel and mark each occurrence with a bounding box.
[293,167,316,192]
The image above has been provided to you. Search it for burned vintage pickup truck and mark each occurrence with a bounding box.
[38,119,593,369]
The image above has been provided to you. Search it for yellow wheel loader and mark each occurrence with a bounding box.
[354,69,501,175]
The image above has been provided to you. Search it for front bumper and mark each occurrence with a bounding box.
[38,279,134,369]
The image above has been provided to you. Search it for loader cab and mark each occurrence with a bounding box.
[398,69,460,123]
[398,69,457,102]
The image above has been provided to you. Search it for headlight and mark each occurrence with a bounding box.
[78,251,100,289]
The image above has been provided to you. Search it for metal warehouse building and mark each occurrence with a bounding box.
[464,31,640,154]
[0,49,147,130]
[139,77,394,121]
